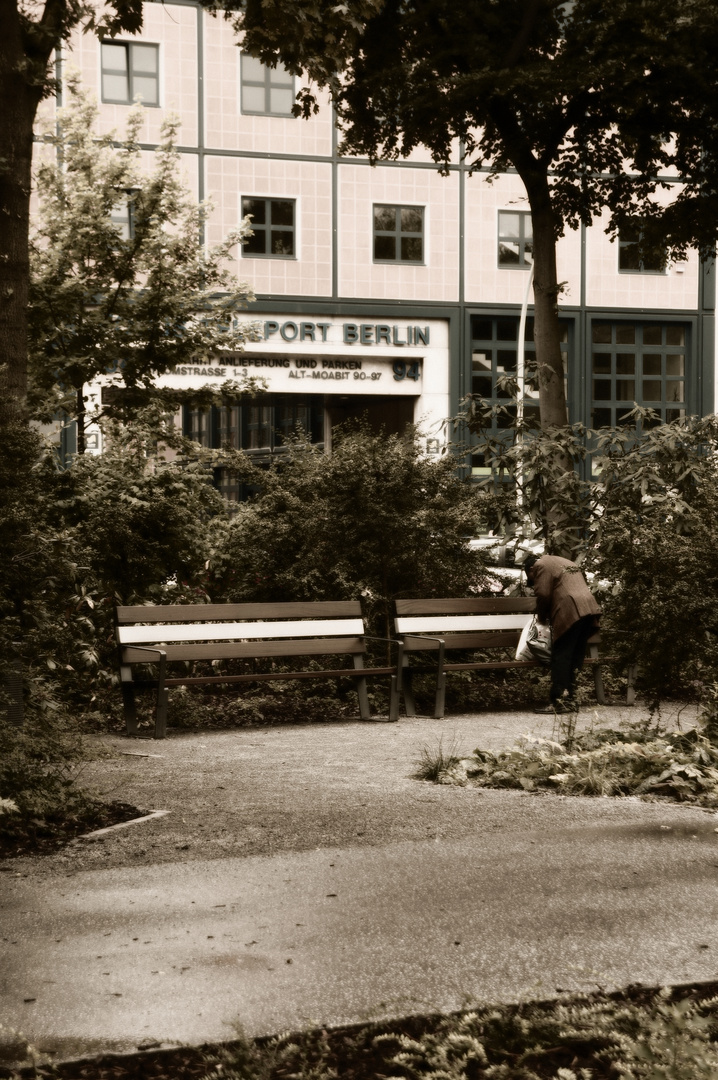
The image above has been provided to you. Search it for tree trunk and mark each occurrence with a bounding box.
[521,170,574,555]
[523,172,569,429]
[0,4,47,427]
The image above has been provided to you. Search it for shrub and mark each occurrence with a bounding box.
[209,424,490,643]
[461,401,718,703]
[57,412,228,604]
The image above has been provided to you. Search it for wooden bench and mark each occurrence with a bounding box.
[116,601,399,738]
[391,597,612,719]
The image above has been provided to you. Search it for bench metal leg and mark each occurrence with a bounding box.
[154,653,169,739]
[588,643,606,705]
[120,667,138,736]
[433,642,447,719]
[155,687,169,739]
[388,642,403,721]
[388,673,400,722]
[353,655,371,721]
[394,645,416,716]
[402,665,417,717]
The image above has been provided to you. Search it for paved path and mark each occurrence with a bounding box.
[2,705,718,1065]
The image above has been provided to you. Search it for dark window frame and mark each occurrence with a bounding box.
[100,41,160,106]
[589,319,688,428]
[618,222,668,274]
[469,313,570,476]
[240,53,295,117]
[241,196,296,259]
[498,210,533,268]
[373,204,425,264]
[183,396,324,500]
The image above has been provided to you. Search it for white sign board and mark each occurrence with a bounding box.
[152,316,450,404]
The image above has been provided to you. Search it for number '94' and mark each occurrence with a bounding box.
[393,361,421,382]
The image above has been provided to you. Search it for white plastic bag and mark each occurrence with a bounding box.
[515,616,552,665]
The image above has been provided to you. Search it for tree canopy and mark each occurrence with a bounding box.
[0,0,151,422]
[29,83,258,451]
[231,0,718,429]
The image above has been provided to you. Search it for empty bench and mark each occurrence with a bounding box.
[391,597,611,719]
[116,601,399,738]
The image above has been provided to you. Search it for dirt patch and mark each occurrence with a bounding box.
[1,702,699,877]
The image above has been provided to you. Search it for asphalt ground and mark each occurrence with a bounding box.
[2,702,718,1066]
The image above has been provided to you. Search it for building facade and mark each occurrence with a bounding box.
[54,0,716,479]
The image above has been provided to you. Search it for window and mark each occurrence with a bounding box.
[240,54,294,116]
[183,396,324,502]
[618,222,667,273]
[111,190,138,241]
[241,197,295,257]
[498,211,533,267]
[469,314,570,475]
[373,205,424,263]
[101,42,159,105]
[470,315,570,477]
[590,321,687,427]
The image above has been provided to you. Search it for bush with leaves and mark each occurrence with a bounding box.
[0,422,115,849]
[0,421,87,718]
[461,399,718,702]
[58,411,229,602]
[584,414,718,706]
[208,424,490,644]
[0,411,249,836]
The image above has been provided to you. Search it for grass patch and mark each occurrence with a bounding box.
[5,983,718,1079]
[413,737,464,783]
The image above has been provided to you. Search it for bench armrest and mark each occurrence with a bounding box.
[395,633,446,645]
[362,634,401,651]
[121,646,168,660]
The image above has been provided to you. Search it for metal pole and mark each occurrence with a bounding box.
[516,263,534,515]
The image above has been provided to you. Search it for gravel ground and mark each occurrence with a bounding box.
[2,700,700,879]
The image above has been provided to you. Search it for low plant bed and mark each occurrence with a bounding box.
[416,723,718,807]
[0,798,146,858]
[4,981,718,1080]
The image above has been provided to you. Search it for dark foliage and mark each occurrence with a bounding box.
[209,424,489,642]
[5,982,717,1080]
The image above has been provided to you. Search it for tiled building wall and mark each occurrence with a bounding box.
[338,164,460,303]
[54,1,705,314]
[585,210,700,311]
[44,0,713,433]
[206,156,333,297]
[67,3,199,146]
[203,16,333,157]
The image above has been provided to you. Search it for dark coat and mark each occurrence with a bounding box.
[530,555,601,643]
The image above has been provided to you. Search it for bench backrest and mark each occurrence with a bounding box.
[116,601,367,662]
[394,597,537,652]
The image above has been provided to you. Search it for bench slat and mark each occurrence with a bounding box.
[117,601,362,623]
[395,598,536,615]
[396,614,532,634]
[397,630,522,651]
[163,666,396,686]
[445,655,604,672]
[118,618,365,645]
[121,636,366,664]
